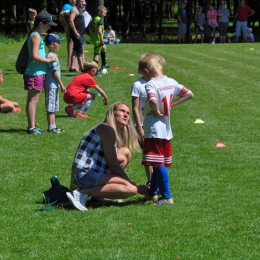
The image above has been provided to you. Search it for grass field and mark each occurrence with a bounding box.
[0,36,260,259]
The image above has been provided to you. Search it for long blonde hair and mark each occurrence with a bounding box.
[103,102,140,153]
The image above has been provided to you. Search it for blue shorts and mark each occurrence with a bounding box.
[178,23,187,34]
[45,88,59,112]
[72,171,104,190]
[71,35,84,56]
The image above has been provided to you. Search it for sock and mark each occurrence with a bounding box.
[156,165,172,200]
[78,99,93,113]
[72,104,81,110]
[49,124,56,130]
[101,52,106,65]
[93,60,98,65]
[149,167,159,197]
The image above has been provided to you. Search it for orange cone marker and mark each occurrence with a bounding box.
[215,142,226,147]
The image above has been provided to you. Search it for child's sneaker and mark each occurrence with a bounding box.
[27,127,42,135]
[47,128,64,134]
[95,71,102,77]
[139,194,158,202]
[10,107,21,113]
[101,63,110,69]
[152,198,174,205]
[65,106,74,117]
[75,112,91,118]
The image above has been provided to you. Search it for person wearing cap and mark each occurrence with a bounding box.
[177,1,187,44]
[69,0,86,72]
[218,1,230,44]
[44,34,67,133]
[246,27,254,42]
[233,0,255,43]
[23,11,58,135]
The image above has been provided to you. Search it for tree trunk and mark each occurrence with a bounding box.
[186,0,193,42]
[158,0,163,40]
[122,0,131,38]
[87,0,104,19]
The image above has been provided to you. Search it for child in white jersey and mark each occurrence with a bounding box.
[138,52,194,205]
[131,77,153,184]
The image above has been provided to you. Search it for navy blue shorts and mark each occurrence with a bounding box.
[71,35,84,56]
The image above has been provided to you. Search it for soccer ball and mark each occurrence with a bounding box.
[101,68,108,75]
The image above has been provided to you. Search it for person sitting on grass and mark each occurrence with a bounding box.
[246,27,254,42]
[0,69,21,113]
[44,34,67,134]
[66,101,149,211]
[103,25,120,45]
[63,60,108,118]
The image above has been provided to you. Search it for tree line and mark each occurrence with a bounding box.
[0,0,259,41]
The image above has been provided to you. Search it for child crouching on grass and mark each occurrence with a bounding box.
[44,34,67,133]
[138,52,194,205]
[63,61,108,118]
[0,69,21,113]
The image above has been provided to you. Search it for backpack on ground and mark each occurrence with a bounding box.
[15,39,29,74]
[43,176,71,208]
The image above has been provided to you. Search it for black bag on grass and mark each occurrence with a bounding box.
[43,176,71,208]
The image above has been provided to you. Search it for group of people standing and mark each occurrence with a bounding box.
[59,0,110,76]
[178,0,255,44]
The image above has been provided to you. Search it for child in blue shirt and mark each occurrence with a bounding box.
[44,34,67,133]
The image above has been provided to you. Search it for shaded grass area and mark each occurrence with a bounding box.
[0,40,260,259]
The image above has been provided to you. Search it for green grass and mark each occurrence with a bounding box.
[0,38,260,259]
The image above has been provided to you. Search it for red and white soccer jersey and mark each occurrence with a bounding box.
[143,75,191,140]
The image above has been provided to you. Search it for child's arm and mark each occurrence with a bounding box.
[31,34,56,63]
[148,100,163,117]
[98,26,104,45]
[93,84,108,105]
[132,96,144,139]
[51,70,66,93]
[172,92,194,107]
